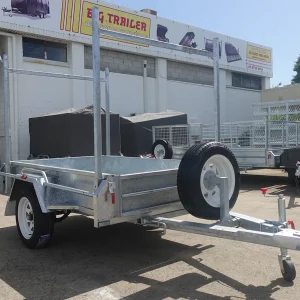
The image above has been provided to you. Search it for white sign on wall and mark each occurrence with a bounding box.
[0,0,272,77]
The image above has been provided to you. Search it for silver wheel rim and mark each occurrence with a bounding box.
[18,197,34,239]
[154,144,166,159]
[200,154,235,208]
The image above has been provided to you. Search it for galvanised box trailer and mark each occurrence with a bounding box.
[1,7,300,283]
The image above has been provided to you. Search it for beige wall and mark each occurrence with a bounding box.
[262,84,300,102]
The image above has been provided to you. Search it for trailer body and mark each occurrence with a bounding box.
[6,156,183,227]
[152,120,300,171]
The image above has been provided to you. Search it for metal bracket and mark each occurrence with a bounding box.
[21,168,48,183]
[141,218,167,236]
[108,181,116,193]
[94,180,108,196]
[217,177,231,224]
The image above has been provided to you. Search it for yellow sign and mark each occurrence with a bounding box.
[60,0,151,46]
[246,44,271,63]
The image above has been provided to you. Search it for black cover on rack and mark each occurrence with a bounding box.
[29,106,121,158]
[120,111,188,157]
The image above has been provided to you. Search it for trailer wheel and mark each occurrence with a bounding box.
[177,142,240,220]
[152,140,173,159]
[282,260,296,282]
[16,188,54,249]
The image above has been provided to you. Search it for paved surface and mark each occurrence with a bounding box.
[0,171,300,299]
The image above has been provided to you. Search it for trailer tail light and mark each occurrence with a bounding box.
[21,175,27,180]
[111,192,115,204]
[108,182,116,204]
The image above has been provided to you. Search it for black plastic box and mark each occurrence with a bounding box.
[29,106,121,158]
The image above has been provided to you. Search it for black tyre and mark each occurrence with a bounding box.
[151,140,173,159]
[282,260,296,282]
[177,142,240,220]
[16,187,55,249]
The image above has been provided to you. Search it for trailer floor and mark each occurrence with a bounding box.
[0,170,299,300]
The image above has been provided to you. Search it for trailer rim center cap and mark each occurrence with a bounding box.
[203,170,217,190]
[154,144,166,159]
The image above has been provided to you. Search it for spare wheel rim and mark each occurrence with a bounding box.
[154,144,166,159]
[18,197,34,239]
[200,154,235,208]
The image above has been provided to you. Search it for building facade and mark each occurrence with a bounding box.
[0,0,272,161]
[262,84,300,102]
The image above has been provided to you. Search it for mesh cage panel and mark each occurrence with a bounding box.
[253,100,300,122]
[153,125,189,146]
[153,120,300,150]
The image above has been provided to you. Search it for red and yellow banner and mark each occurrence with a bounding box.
[246,44,271,63]
[60,0,151,46]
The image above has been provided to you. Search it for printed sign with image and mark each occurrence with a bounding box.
[60,0,151,46]
[0,0,273,77]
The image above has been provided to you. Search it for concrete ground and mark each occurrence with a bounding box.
[0,171,300,300]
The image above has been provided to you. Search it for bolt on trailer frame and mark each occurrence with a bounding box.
[152,119,300,169]
[1,7,300,281]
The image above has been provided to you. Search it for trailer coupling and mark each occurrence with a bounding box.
[143,180,300,282]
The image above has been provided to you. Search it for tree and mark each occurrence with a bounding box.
[292,55,300,84]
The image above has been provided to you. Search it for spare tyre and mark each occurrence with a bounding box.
[151,140,173,159]
[177,142,240,220]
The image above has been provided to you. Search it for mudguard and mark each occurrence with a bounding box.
[5,176,48,216]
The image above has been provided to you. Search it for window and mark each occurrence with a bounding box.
[232,72,262,90]
[167,61,213,85]
[23,37,67,63]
